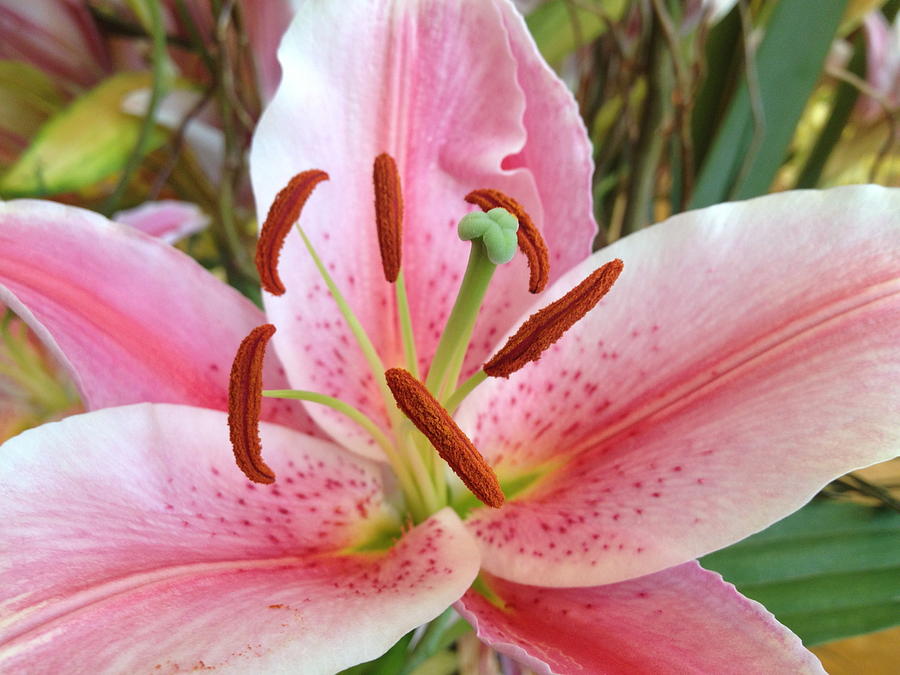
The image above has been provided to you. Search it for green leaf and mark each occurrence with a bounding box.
[526,0,626,70]
[701,501,900,645]
[690,7,741,170]
[0,72,167,197]
[338,633,414,675]
[690,0,849,208]
[0,61,64,165]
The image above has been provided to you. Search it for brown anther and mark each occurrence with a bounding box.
[385,368,505,509]
[373,153,404,282]
[228,324,277,484]
[256,170,329,295]
[484,258,623,378]
[465,188,550,293]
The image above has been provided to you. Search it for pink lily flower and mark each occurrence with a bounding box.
[0,1,898,672]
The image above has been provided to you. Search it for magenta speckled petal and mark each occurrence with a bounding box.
[249,0,595,458]
[0,199,316,432]
[457,562,824,674]
[459,186,900,586]
[0,404,480,673]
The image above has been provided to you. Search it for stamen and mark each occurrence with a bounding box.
[228,324,277,484]
[373,153,403,282]
[484,259,623,378]
[385,368,505,509]
[466,188,550,293]
[256,170,329,295]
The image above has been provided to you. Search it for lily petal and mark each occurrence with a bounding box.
[240,0,297,101]
[0,199,315,432]
[0,404,480,673]
[495,1,595,281]
[114,199,209,243]
[457,563,823,674]
[460,186,900,586]
[250,0,594,455]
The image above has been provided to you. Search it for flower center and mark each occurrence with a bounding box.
[227,155,623,524]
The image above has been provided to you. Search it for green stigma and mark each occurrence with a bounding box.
[458,207,519,264]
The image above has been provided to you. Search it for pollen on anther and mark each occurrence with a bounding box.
[256,170,329,295]
[373,153,403,282]
[385,368,504,508]
[465,188,549,293]
[484,258,624,378]
[228,324,277,484]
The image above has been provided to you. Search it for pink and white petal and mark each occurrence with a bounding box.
[241,0,297,102]
[250,0,593,455]
[114,199,209,243]
[457,562,823,675]
[0,199,315,432]
[495,0,595,284]
[0,404,480,673]
[459,186,900,586]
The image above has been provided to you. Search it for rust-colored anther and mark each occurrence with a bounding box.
[465,188,550,293]
[256,170,330,295]
[484,259,624,378]
[373,153,403,282]
[385,368,505,509]
[228,324,277,484]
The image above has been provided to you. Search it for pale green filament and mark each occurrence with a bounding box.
[288,207,519,523]
[444,369,488,415]
[263,389,394,454]
[294,227,443,519]
[295,226,395,419]
[394,271,420,379]
[263,388,432,523]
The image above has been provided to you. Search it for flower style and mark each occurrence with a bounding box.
[0,1,899,673]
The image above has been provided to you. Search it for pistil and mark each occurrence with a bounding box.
[465,188,550,294]
[425,207,519,401]
[229,161,620,526]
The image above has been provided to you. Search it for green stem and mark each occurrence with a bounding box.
[103,0,168,215]
[399,608,471,675]
[621,13,669,235]
[213,6,256,287]
[424,242,496,400]
[395,271,420,379]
